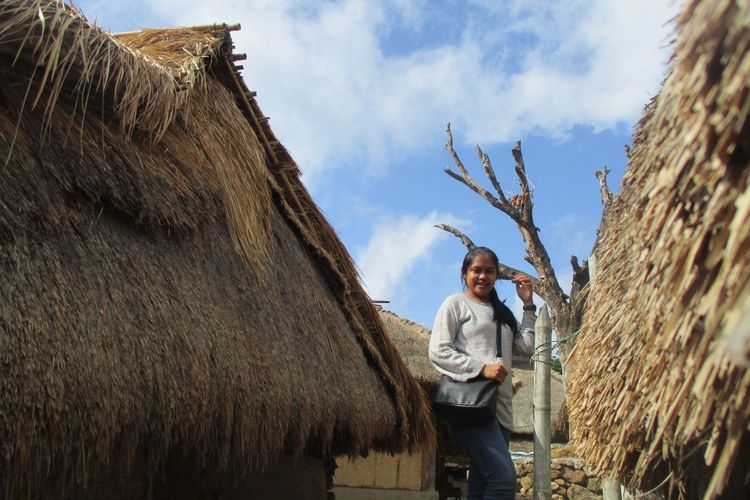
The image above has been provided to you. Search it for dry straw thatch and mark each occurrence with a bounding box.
[377,308,442,394]
[567,0,749,498]
[0,1,433,498]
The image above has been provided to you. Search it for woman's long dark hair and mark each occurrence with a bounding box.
[461,246,519,336]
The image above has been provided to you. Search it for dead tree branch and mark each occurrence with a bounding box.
[511,141,533,222]
[440,124,580,358]
[444,124,524,225]
[569,256,589,303]
[477,145,507,205]
[595,166,613,216]
[435,224,475,250]
[569,256,590,332]
[435,223,541,289]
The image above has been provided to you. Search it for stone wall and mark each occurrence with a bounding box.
[515,456,603,499]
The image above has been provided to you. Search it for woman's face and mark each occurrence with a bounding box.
[463,252,498,302]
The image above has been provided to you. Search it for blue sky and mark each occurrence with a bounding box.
[77,0,680,328]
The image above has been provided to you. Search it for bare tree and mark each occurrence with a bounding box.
[595,166,614,217]
[437,123,606,361]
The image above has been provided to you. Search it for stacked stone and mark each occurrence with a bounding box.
[515,457,603,499]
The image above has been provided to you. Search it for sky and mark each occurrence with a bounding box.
[77,0,681,329]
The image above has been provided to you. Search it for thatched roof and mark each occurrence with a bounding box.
[0,1,432,497]
[567,0,749,498]
[377,308,441,392]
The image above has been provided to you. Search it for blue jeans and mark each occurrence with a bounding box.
[449,419,516,499]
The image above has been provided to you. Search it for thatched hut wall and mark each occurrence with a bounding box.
[0,1,433,498]
[567,0,749,498]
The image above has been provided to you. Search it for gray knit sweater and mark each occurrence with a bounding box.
[428,292,536,429]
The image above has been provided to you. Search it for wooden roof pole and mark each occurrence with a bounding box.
[112,23,241,37]
[221,58,279,165]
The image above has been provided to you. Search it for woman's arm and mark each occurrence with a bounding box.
[512,275,537,357]
[514,310,537,357]
[428,298,485,381]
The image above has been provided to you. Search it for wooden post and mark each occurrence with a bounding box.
[602,477,623,500]
[534,305,552,499]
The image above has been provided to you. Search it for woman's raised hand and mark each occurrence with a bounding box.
[512,275,534,305]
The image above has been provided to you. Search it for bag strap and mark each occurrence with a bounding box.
[496,320,503,358]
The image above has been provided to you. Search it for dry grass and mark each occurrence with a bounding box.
[1,205,398,499]
[269,170,437,453]
[0,0,275,277]
[0,1,219,144]
[567,0,750,498]
[0,0,434,497]
[377,307,441,393]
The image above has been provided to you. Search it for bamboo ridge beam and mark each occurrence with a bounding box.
[184,22,241,32]
[113,23,240,37]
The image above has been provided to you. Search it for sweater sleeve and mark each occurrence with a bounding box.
[428,297,485,381]
[513,310,537,358]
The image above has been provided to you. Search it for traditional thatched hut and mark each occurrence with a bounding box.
[567,0,749,498]
[0,1,433,498]
[334,309,441,498]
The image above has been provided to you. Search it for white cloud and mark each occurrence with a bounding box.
[356,211,465,300]
[79,0,679,183]
[459,0,678,144]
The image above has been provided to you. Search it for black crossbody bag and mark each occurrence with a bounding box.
[432,323,502,424]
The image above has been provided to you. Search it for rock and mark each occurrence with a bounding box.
[518,486,533,499]
[568,483,600,499]
[587,476,601,492]
[551,495,564,500]
[563,469,588,485]
[550,468,562,480]
[519,475,533,491]
[515,458,532,475]
[551,444,577,458]
[551,461,562,470]
[554,478,566,486]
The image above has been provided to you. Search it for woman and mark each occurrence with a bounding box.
[429,246,536,499]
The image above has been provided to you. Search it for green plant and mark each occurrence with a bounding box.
[551,356,562,374]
